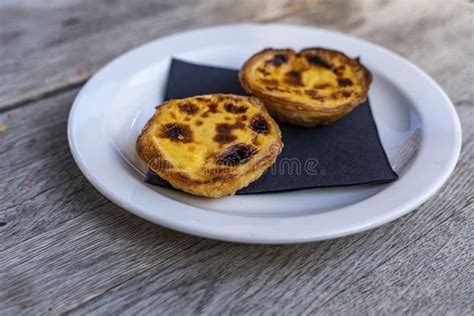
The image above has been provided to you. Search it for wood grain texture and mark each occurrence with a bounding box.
[0,89,110,252]
[277,0,474,106]
[0,0,296,110]
[1,0,473,314]
[318,203,474,315]
[1,0,472,111]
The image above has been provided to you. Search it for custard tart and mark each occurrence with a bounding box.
[137,94,283,198]
[239,48,372,127]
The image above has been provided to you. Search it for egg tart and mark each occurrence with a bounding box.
[137,94,283,198]
[239,48,372,127]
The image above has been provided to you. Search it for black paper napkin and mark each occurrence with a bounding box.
[145,59,398,194]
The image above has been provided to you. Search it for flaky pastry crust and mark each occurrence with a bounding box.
[239,48,372,126]
[137,94,283,198]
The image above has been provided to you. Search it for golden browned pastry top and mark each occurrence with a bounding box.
[239,48,372,112]
[136,94,282,189]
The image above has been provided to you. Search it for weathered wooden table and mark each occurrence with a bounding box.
[1,0,473,314]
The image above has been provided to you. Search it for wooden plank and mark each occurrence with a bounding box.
[316,203,474,315]
[1,0,472,111]
[0,92,471,313]
[276,0,474,105]
[0,0,192,60]
[0,89,111,252]
[0,204,208,314]
[0,0,296,60]
[0,0,296,110]
[1,191,471,315]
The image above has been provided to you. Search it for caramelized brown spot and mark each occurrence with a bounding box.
[305,90,325,101]
[214,134,236,145]
[195,97,211,104]
[332,91,352,98]
[161,123,192,143]
[338,78,353,87]
[208,103,218,113]
[306,55,336,72]
[213,122,245,145]
[235,122,245,129]
[179,102,198,115]
[313,83,331,89]
[258,68,270,76]
[239,115,248,121]
[335,65,345,76]
[284,70,303,86]
[342,90,352,98]
[196,120,203,126]
[216,123,235,134]
[217,143,257,166]
[225,103,247,114]
[266,54,288,67]
[170,113,177,119]
[250,115,270,135]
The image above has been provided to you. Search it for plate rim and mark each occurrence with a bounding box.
[68,23,462,244]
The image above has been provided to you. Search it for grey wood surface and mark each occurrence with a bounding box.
[1,0,473,315]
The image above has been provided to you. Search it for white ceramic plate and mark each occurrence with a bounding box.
[68,24,461,244]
